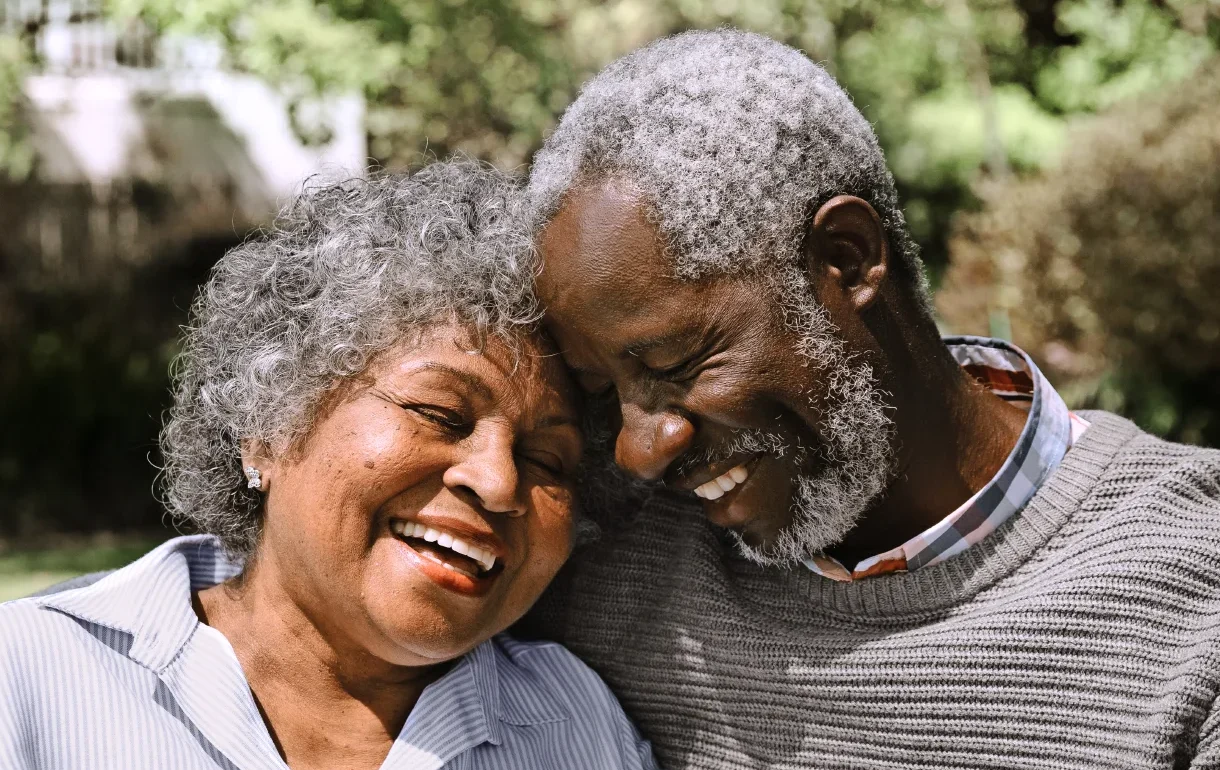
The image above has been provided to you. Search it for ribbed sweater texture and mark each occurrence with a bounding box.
[528,413,1220,769]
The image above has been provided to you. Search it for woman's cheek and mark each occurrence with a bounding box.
[357,405,419,462]
[354,408,448,497]
[528,483,576,525]
[526,486,576,567]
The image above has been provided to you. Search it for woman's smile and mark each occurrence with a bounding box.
[7,163,658,770]
[388,516,506,596]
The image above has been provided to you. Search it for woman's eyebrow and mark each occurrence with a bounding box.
[411,362,494,401]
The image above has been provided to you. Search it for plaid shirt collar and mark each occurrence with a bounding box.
[803,335,1088,583]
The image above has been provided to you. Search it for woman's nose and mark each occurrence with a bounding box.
[614,402,695,481]
[442,435,526,516]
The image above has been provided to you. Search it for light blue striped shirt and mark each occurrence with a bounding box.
[0,535,657,769]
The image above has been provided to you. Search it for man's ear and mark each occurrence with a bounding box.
[804,195,889,312]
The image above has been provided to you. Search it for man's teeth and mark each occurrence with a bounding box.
[693,464,750,500]
[390,521,498,573]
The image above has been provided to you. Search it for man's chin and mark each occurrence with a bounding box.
[727,528,812,568]
[724,485,866,568]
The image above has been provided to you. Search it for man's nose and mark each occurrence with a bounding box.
[614,401,695,481]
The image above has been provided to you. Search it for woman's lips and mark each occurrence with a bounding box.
[389,521,504,596]
[391,520,499,572]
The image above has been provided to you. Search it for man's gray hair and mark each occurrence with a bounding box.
[529,28,929,305]
[160,160,538,557]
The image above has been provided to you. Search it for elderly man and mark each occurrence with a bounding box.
[524,29,1220,769]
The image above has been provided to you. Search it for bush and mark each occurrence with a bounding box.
[937,59,1220,446]
[0,232,235,538]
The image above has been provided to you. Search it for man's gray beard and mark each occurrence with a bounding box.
[726,274,897,568]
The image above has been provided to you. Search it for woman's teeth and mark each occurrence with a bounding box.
[693,464,750,500]
[390,520,498,573]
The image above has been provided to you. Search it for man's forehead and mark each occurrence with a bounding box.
[539,180,676,293]
[537,179,727,364]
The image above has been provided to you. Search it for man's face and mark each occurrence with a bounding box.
[537,181,896,565]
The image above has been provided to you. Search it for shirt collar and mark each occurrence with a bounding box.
[804,336,1078,582]
[389,637,570,767]
[37,534,238,672]
[37,534,570,769]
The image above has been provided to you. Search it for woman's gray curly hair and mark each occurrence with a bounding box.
[160,160,538,557]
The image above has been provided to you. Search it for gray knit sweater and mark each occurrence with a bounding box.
[527,413,1220,769]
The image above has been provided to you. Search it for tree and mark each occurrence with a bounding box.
[0,32,32,181]
[938,59,1220,445]
[82,0,1215,273]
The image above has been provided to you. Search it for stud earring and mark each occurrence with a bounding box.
[244,466,263,490]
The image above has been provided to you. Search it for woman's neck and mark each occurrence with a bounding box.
[194,557,447,770]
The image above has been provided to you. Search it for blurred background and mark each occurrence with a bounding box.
[0,0,1217,597]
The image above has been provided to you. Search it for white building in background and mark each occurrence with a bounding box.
[1,0,366,279]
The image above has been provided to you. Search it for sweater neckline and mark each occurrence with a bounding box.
[724,411,1140,621]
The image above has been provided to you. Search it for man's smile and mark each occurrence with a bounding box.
[691,461,751,501]
[672,453,763,500]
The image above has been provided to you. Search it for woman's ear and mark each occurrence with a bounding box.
[804,195,889,312]
[240,439,270,492]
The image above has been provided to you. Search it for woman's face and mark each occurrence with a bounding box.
[255,321,582,667]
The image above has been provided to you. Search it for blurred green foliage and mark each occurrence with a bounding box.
[0,534,166,601]
[92,0,1220,269]
[939,60,1220,446]
[0,237,232,538]
[0,33,33,181]
[0,536,162,575]
[1,1,1218,538]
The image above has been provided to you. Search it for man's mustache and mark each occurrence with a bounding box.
[674,428,794,477]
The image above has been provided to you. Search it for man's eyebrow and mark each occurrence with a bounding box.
[624,330,692,358]
[412,362,494,400]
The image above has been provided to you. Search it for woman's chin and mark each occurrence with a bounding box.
[359,599,501,669]
[356,536,517,663]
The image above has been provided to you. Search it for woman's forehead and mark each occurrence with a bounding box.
[378,325,580,425]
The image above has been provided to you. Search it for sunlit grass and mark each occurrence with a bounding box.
[0,536,166,602]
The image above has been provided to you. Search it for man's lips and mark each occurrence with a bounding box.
[690,454,766,529]
[671,453,764,493]
[671,452,793,533]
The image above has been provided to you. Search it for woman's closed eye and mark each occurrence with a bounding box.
[519,451,566,475]
[406,404,471,436]
[518,450,570,481]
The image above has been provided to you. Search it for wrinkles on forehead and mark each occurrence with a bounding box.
[538,181,689,324]
[536,184,761,411]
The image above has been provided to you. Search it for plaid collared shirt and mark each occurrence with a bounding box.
[804,336,1090,583]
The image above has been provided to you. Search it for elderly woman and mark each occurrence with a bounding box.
[0,161,655,770]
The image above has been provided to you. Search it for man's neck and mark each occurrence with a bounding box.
[194,560,444,770]
[827,337,1028,567]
